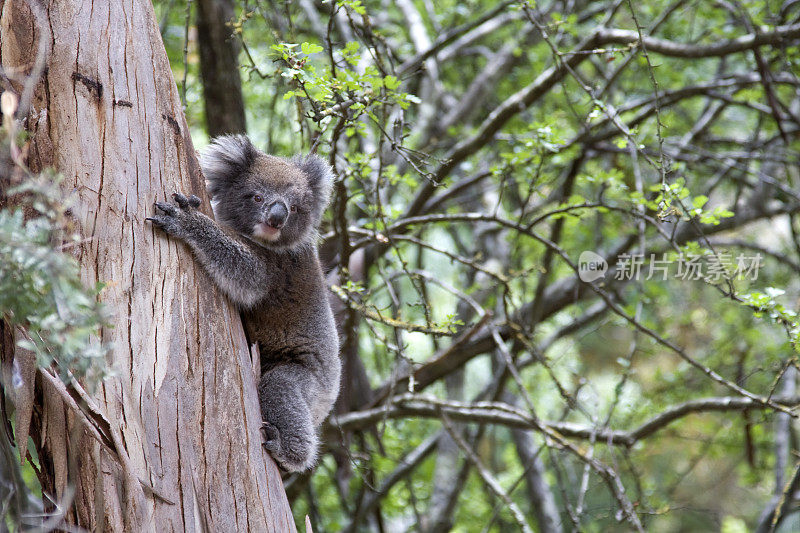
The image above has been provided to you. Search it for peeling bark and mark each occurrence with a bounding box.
[0,1,295,530]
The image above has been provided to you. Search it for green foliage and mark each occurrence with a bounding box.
[741,288,800,351]
[0,172,109,385]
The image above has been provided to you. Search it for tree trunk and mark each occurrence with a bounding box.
[196,0,247,136]
[0,1,295,531]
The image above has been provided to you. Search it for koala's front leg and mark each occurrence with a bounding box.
[147,192,270,307]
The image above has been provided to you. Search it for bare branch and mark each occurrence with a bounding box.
[330,394,800,446]
[595,22,800,59]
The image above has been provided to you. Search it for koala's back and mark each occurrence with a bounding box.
[242,244,340,424]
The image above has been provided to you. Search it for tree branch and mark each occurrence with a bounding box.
[595,22,800,59]
[329,394,800,446]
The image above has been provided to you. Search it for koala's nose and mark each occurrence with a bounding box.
[266,201,289,229]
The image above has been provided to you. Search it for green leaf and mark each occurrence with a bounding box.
[301,42,323,55]
[567,194,585,205]
[692,195,709,209]
[383,75,400,90]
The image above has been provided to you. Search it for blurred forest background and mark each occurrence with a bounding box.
[2,0,800,531]
[163,0,800,530]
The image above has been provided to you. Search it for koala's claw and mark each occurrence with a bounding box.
[172,192,201,209]
[154,201,178,216]
[261,421,280,442]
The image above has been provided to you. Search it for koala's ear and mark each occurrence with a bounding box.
[295,154,335,218]
[199,135,257,197]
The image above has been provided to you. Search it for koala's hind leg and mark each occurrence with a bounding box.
[258,365,318,472]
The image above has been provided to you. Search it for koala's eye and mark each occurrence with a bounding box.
[253,194,264,203]
[290,205,298,213]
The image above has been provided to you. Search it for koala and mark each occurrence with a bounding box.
[146,135,340,472]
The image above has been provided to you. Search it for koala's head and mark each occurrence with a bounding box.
[199,135,334,249]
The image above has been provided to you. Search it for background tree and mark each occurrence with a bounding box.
[196,0,247,136]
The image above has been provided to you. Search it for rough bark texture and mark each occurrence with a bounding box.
[0,1,295,531]
[196,0,247,136]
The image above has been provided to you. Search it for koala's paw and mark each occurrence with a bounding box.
[146,192,202,238]
[261,421,281,443]
[261,422,317,473]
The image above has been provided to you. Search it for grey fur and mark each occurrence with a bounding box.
[147,135,340,472]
